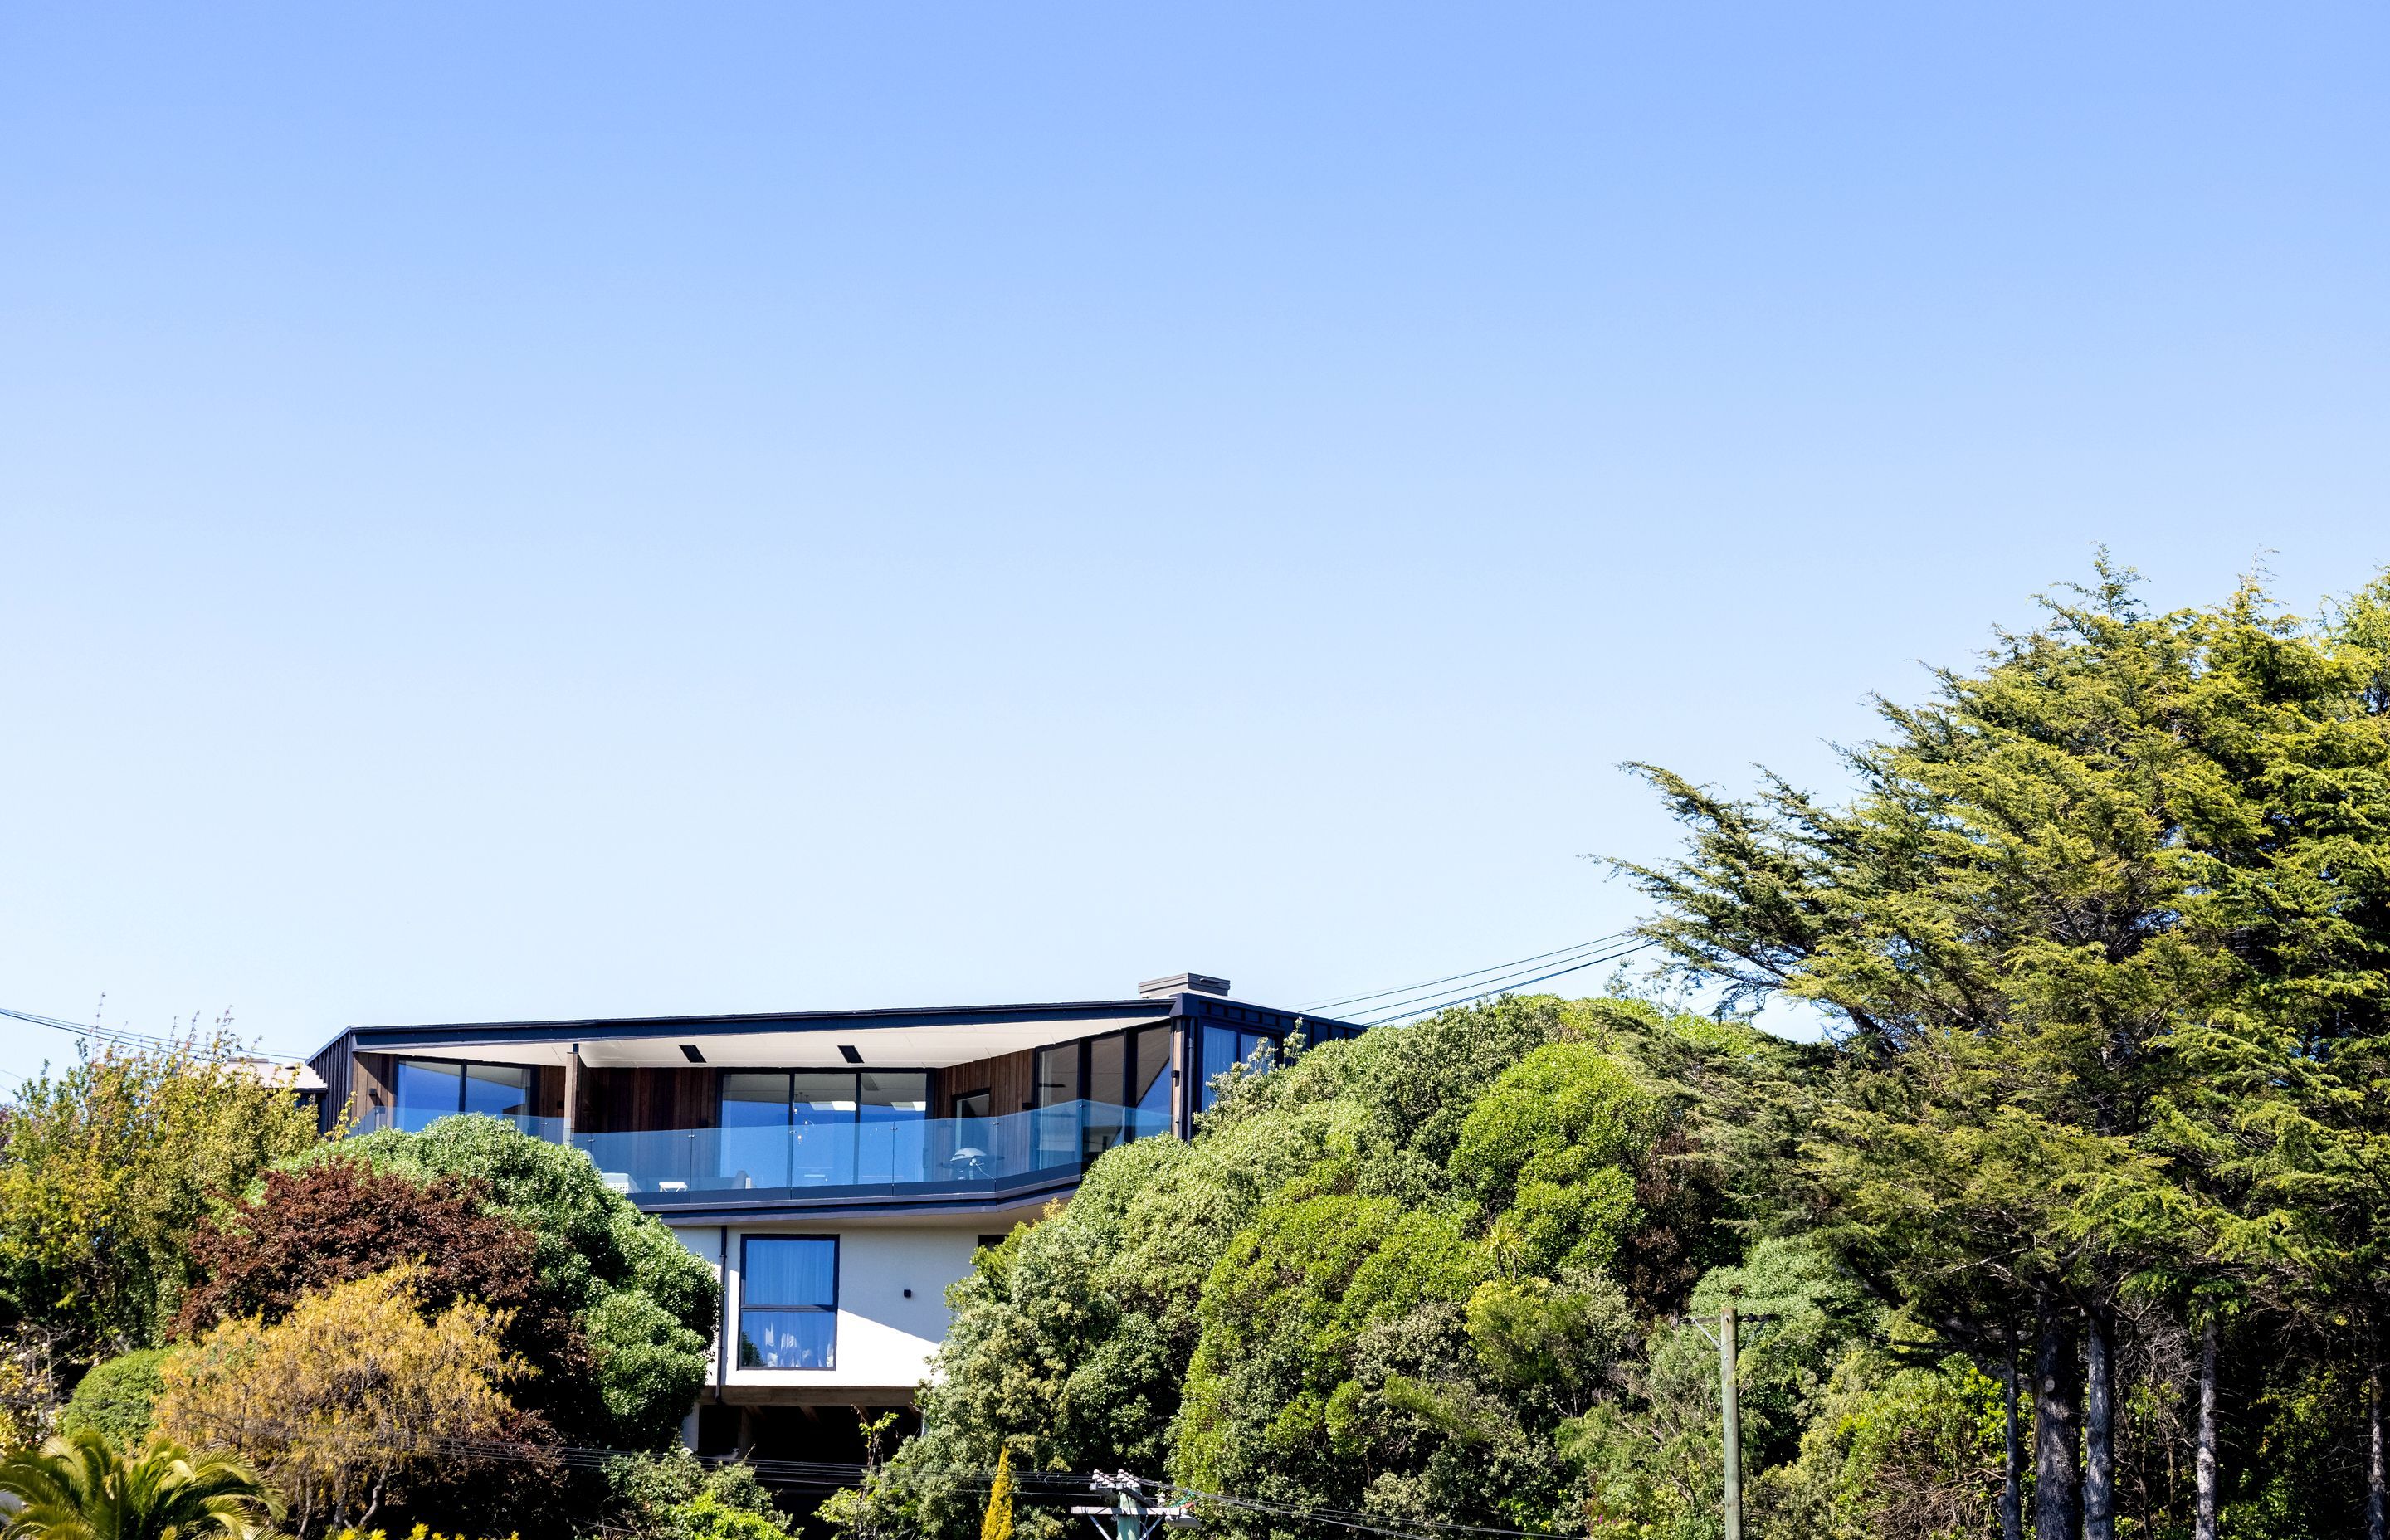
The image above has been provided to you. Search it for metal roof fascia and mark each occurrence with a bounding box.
[331,997,1179,1057]
[1172,992,1364,1037]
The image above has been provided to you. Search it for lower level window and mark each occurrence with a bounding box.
[739,1237,836,1369]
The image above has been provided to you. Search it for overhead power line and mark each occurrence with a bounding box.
[1159,1480,1579,1540]
[0,1003,308,1065]
[1298,933,1635,1013]
[1348,938,1656,1026]
[156,1411,1582,1540]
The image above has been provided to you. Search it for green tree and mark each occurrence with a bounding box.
[1449,1042,1660,1275]
[0,1034,324,1357]
[856,996,1739,1540]
[0,1427,279,1540]
[1622,563,2390,1538]
[296,1116,715,1448]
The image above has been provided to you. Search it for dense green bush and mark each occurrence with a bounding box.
[850,996,1777,1540]
[56,1348,168,1448]
[310,1115,716,1448]
[602,1447,793,1540]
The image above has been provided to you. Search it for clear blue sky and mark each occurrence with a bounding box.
[3,4,2385,1083]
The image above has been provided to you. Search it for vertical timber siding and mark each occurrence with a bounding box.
[933,1048,1036,1117]
[589,1067,719,1133]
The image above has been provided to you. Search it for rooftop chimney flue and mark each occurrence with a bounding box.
[1139,972,1231,1000]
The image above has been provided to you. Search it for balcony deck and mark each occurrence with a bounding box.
[353,1100,1173,1211]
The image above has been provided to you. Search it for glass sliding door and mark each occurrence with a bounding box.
[857,1071,928,1182]
[392,1059,461,1132]
[1132,1026,1173,1124]
[788,1074,857,1187]
[715,1070,935,1189]
[1083,1034,1128,1157]
[1033,1044,1080,1169]
[720,1072,791,1187]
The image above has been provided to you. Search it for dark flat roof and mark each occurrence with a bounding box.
[313,992,1360,1064]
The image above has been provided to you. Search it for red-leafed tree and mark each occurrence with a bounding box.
[173,1156,592,1534]
[176,1157,598,1430]
[178,1158,548,1338]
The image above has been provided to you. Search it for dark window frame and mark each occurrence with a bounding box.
[1196,1025,1285,1112]
[389,1056,536,1124]
[738,1234,838,1372]
[714,1069,934,1124]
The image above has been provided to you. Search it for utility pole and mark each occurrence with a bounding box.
[1721,1304,1742,1540]
[1689,1304,1774,1540]
[1072,1473,1195,1540]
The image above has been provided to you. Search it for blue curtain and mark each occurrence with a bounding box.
[744,1238,836,1307]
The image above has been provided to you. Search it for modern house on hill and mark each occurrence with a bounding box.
[305,973,1361,1458]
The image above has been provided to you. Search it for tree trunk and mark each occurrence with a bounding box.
[2085,1306,2116,1540]
[2034,1303,2082,1540]
[2194,1318,2219,1540]
[2002,1339,2024,1540]
[2368,1364,2386,1540]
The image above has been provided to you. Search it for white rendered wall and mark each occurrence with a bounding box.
[699,1226,978,1392]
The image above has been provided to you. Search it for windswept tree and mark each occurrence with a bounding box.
[1621,563,2390,1539]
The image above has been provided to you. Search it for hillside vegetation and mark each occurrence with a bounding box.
[855,566,2390,1540]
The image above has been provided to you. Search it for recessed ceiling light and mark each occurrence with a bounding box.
[679,1044,705,1063]
[838,1044,863,1064]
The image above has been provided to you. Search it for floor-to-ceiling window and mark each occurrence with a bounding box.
[1132,1025,1173,1122]
[715,1072,929,1187]
[1032,1044,1081,1169]
[390,1058,534,1132]
[1032,1029,1177,1162]
[1197,1025,1282,1111]
[1083,1033,1129,1157]
[858,1072,929,1182]
[739,1236,836,1369]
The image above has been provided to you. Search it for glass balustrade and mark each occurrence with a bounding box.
[569,1099,1170,1199]
[345,1099,1169,1201]
[349,1104,563,1142]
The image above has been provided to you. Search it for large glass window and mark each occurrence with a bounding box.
[392,1059,533,1132]
[1197,1026,1281,1111]
[1133,1026,1173,1121]
[720,1073,793,1187]
[789,1073,856,1186]
[715,1072,929,1188]
[1033,1045,1080,1107]
[739,1237,836,1369]
[1082,1035,1129,1157]
[858,1072,929,1182]
[1032,1045,1081,1168]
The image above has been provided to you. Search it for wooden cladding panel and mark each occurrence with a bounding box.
[934,1048,1036,1117]
[588,1067,719,1134]
[352,1051,395,1123]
